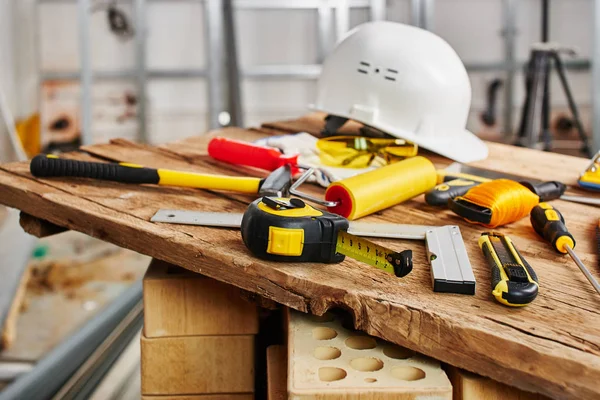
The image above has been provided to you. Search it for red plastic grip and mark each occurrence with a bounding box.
[208,137,299,173]
[325,184,353,218]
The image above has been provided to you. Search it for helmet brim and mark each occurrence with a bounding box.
[378,124,489,164]
[311,109,488,163]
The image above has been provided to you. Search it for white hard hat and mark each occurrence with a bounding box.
[313,21,488,163]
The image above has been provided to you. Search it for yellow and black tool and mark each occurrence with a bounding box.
[425,176,489,206]
[531,203,600,296]
[29,154,292,196]
[240,197,413,277]
[578,150,600,191]
[448,179,566,228]
[478,232,539,306]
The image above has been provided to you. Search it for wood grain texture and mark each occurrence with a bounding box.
[141,334,255,395]
[0,117,598,399]
[143,259,258,337]
[445,365,551,400]
[19,212,68,238]
[267,345,287,400]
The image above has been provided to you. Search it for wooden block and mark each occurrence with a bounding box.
[142,396,253,400]
[141,333,255,395]
[143,260,258,337]
[1,266,31,349]
[19,212,68,238]
[287,309,452,400]
[445,365,551,400]
[267,345,287,400]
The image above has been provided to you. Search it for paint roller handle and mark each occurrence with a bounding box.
[30,154,160,184]
[208,137,300,174]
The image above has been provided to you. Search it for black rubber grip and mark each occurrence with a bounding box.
[530,204,575,252]
[425,180,478,206]
[448,198,492,225]
[391,250,413,277]
[514,246,539,284]
[482,242,502,291]
[519,181,566,202]
[482,238,538,305]
[30,155,160,184]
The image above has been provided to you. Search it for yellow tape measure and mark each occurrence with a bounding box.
[336,231,407,275]
[241,197,413,278]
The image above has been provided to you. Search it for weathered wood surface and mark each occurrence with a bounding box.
[19,212,68,238]
[0,114,598,399]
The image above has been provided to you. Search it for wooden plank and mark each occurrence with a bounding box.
[143,260,258,337]
[0,125,597,399]
[445,365,551,400]
[140,334,255,395]
[19,213,68,238]
[267,345,286,400]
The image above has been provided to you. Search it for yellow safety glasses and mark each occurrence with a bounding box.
[316,136,418,168]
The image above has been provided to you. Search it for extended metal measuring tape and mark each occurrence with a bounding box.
[151,200,476,295]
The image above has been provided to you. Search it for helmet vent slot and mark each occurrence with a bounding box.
[358,61,370,74]
[385,68,398,81]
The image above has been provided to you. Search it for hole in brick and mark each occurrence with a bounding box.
[365,378,377,383]
[383,344,415,359]
[319,367,347,382]
[314,346,341,360]
[313,327,337,340]
[350,357,384,372]
[308,312,334,323]
[345,336,376,350]
[391,366,426,381]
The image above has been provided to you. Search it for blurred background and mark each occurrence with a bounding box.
[0,0,599,161]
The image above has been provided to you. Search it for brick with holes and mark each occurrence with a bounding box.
[286,308,452,399]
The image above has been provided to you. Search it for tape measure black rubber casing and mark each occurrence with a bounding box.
[241,198,349,263]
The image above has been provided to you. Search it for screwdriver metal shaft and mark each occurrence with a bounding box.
[564,245,600,295]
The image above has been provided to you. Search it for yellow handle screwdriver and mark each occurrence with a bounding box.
[531,203,600,295]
